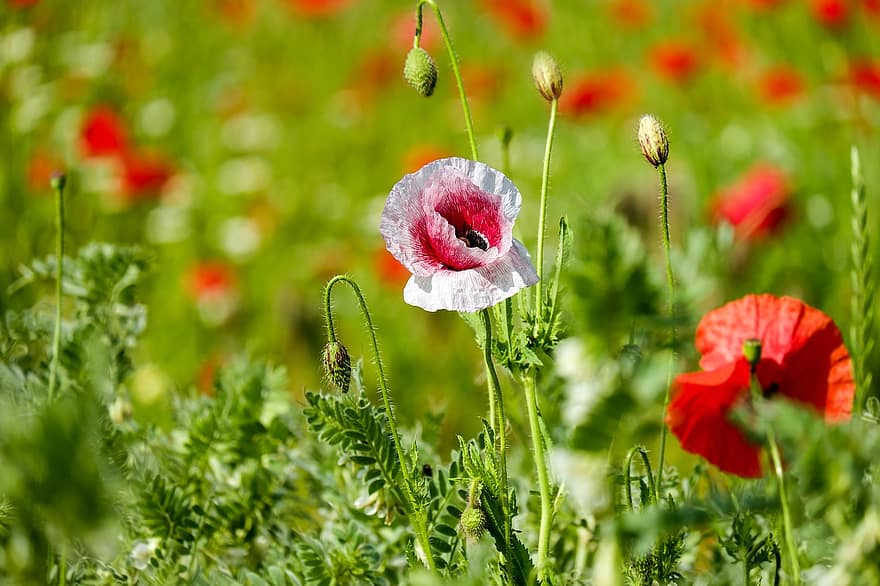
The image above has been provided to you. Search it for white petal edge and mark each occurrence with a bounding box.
[402,239,539,312]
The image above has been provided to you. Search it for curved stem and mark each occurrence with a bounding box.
[480,309,511,558]
[523,371,552,582]
[766,429,800,585]
[624,446,656,511]
[323,275,436,571]
[416,0,478,160]
[655,162,675,497]
[533,98,558,336]
[47,178,66,402]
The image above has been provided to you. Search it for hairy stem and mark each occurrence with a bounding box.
[416,0,478,161]
[655,162,676,497]
[624,445,656,511]
[323,275,436,571]
[766,429,800,585]
[533,98,559,336]
[523,371,552,582]
[47,177,66,402]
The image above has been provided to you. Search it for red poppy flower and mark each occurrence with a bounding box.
[864,0,880,17]
[118,150,174,202]
[558,69,634,117]
[811,0,850,27]
[25,149,63,193]
[374,248,410,289]
[283,0,349,17]
[695,6,747,69]
[401,144,453,174]
[668,294,854,477]
[80,106,128,160]
[649,41,701,84]
[480,0,547,40]
[609,0,653,28]
[757,67,806,105]
[712,163,791,240]
[849,60,880,99]
[185,262,237,302]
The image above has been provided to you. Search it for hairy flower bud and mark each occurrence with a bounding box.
[404,47,438,97]
[637,114,669,167]
[50,171,67,191]
[459,505,486,543]
[532,51,563,102]
[322,340,351,392]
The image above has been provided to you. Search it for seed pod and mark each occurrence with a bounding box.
[321,341,351,392]
[637,114,669,167]
[532,51,563,102]
[404,47,438,97]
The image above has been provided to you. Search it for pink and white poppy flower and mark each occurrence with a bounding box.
[380,157,539,312]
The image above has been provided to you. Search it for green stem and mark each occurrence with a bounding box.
[323,275,436,571]
[533,98,559,336]
[47,177,66,402]
[744,555,750,586]
[523,371,552,582]
[416,0,478,161]
[655,162,675,497]
[766,428,800,585]
[480,309,511,559]
[624,446,656,511]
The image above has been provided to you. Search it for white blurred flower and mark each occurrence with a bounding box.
[222,113,280,152]
[219,216,261,260]
[146,205,191,244]
[139,99,176,137]
[130,537,161,571]
[555,338,617,427]
[550,448,610,515]
[217,156,271,195]
[0,28,34,66]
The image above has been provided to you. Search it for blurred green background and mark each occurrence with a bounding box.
[1,0,879,446]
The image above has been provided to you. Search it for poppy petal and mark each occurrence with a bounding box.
[668,359,762,478]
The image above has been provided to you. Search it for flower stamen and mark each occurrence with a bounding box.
[457,227,489,251]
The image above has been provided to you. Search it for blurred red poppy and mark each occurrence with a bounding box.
[80,106,128,160]
[609,0,653,28]
[811,0,850,27]
[26,149,63,193]
[480,0,547,40]
[758,67,806,105]
[668,294,854,477]
[558,69,634,117]
[283,0,349,17]
[402,144,453,174]
[849,60,880,99]
[118,150,174,202]
[712,163,791,240]
[186,262,237,302]
[212,0,256,26]
[649,41,701,84]
[374,248,410,288]
[695,5,747,69]
[864,0,880,17]
[348,49,397,103]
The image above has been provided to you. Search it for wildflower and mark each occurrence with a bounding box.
[667,294,854,477]
[848,60,880,99]
[118,150,174,201]
[185,261,239,325]
[25,149,62,193]
[80,105,128,159]
[758,67,806,105]
[532,51,564,102]
[712,163,791,240]
[480,0,547,40]
[812,0,850,27]
[637,114,669,167]
[282,0,349,17]
[649,40,700,84]
[609,0,653,29]
[380,157,538,312]
[558,69,633,117]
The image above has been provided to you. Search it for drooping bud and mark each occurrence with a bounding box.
[404,47,438,97]
[322,340,351,392]
[459,478,486,543]
[637,114,669,167]
[531,51,563,102]
[742,338,762,372]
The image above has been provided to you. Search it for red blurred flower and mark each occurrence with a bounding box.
[811,0,850,27]
[212,0,256,27]
[558,69,634,117]
[348,49,397,104]
[758,67,806,105]
[609,0,653,28]
[7,0,40,7]
[668,294,854,478]
[283,0,349,17]
[185,261,237,302]
[649,41,701,84]
[864,0,880,17]
[695,5,748,69]
[712,164,791,240]
[374,248,410,288]
[402,144,453,174]
[480,0,547,40]
[742,0,785,9]
[80,106,128,159]
[118,150,174,202]
[849,60,880,98]
[26,149,63,193]
[461,63,504,103]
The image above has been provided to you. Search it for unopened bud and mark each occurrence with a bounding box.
[404,47,438,97]
[742,338,762,371]
[50,171,67,191]
[532,51,563,102]
[322,341,351,392]
[459,505,486,543]
[637,114,669,167]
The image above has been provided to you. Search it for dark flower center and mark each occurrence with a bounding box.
[763,382,779,398]
[457,227,489,251]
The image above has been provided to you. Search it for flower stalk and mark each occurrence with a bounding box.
[523,371,553,582]
[47,173,66,402]
[323,275,436,571]
[850,146,874,411]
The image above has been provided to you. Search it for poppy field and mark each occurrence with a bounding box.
[2,0,880,584]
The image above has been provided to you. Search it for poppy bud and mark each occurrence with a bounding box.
[532,51,563,102]
[637,114,669,167]
[321,340,351,392]
[742,338,762,371]
[459,504,486,543]
[50,171,67,191]
[404,47,438,97]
